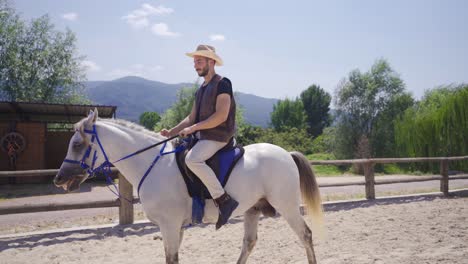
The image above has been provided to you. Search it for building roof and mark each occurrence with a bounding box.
[0,101,117,123]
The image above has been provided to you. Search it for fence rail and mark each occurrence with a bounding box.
[0,155,467,225]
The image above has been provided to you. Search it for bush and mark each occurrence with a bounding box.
[237,125,314,154]
[311,127,335,153]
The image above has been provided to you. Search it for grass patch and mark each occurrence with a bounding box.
[307,153,351,177]
[378,164,431,176]
[307,153,336,160]
[313,165,345,176]
[382,164,405,174]
[308,154,435,177]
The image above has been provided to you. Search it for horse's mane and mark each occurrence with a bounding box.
[75,117,166,141]
[101,118,166,140]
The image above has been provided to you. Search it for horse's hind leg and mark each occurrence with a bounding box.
[283,212,317,264]
[236,206,261,264]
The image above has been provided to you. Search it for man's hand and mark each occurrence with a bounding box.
[160,128,171,137]
[179,125,196,138]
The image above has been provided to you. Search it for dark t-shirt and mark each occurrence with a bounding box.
[217,78,233,97]
[201,78,233,97]
[196,77,233,123]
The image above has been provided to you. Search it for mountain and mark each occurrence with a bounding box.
[235,92,277,127]
[85,76,278,127]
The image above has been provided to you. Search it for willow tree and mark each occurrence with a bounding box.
[395,85,468,171]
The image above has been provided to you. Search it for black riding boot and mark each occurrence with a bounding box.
[214,192,239,230]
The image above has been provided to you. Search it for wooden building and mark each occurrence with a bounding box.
[0,101,117,184]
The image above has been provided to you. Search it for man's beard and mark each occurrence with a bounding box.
[197,66,209,77]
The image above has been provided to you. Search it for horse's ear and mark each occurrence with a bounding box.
[93,107,99,122]
[86,109,97,125]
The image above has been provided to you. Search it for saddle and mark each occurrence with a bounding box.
[175,136,245,200]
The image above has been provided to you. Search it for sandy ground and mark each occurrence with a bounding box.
[0,192,467,264]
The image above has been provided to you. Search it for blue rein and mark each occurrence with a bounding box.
[63,124,183,199]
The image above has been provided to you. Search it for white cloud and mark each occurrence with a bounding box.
[62,12,78,21]
[151,23,180,37]
[81,60,101,72]
[210,34,225,41]
[122,4,173,29]
[107,64,164,79]
[141,4,173,15]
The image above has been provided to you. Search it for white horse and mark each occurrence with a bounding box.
[54,109,324,264]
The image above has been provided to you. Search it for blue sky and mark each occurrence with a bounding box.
[13,0,468,100]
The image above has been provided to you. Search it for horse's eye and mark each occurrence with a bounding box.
[73,141,82,148]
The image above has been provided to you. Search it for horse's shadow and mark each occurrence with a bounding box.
[1,189,467,252]
[0,220,235,252]
[0,222,160,252]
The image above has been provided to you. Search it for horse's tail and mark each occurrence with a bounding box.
[290,151,324,231]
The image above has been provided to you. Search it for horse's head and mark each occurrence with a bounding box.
[54,108,105,192]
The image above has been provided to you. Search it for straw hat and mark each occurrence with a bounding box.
[186,44,223,66]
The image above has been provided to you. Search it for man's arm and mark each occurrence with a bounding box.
[161,103,197,137]
[179,94,230,136]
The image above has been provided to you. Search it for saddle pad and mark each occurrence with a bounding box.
[176,141,245,200]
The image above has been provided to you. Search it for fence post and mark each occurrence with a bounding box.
[118,173,134,225]
[364,161,375,200]
[440,159,449,196]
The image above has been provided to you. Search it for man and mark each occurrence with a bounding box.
[160,44,238,230]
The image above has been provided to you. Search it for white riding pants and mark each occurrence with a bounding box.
[185,139,227,199]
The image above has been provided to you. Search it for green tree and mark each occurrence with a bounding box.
[0,0,87,103]
[300,84,331,138]
[139,111,161,130]
[334,58,411,159]
[371,93,414,157]
[270,98,307,132]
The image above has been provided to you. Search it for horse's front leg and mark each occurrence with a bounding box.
[160,222,184,264]
[237,206,261,264]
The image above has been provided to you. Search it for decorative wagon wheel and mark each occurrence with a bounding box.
[1,132,27,170]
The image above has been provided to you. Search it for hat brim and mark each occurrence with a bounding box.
[186,50,223,66]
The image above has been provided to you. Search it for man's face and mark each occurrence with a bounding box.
[194,56,210,77]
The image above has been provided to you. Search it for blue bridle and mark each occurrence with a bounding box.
[63,124,183,198]
[63,125,107,177]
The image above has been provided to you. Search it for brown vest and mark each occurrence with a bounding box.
[194,74,236,142]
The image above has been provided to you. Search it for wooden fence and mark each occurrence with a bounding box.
[0,168,136,225]
[0,156,467,225]
[310,156,468,199]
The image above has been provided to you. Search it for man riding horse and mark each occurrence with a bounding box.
[160,44,238,230]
